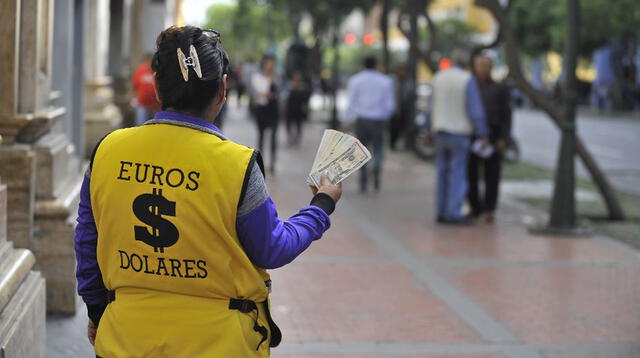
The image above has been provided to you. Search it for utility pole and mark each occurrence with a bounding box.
[547,0,581,233]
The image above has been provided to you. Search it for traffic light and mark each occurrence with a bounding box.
[363,34,375,46]
[344,33,357,45]
[439,57,452,70]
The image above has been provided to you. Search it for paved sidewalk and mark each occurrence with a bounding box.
[46,107,640,357]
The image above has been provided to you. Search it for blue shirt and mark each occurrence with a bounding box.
[74,111,332,306]
[345,69,396,123]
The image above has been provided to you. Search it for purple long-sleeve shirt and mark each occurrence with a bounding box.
[74,111,333,309]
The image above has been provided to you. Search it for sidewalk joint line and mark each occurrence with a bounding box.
[341,201,524,346]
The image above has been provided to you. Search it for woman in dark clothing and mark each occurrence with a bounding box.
[285,71,311,147]
[252,55,279,173]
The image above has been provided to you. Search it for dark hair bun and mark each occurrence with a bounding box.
[151,26,229,113]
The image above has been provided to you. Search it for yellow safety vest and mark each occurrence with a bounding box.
[90,122,273,357]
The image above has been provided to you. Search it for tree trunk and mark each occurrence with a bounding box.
[548,0,579,229]
[310,22,325,82]
[330,21,340,129]
[381,0,390,74]
[475,0,625,220]
[289,13,301,38]
[422,1,439,74]
[397,3,438,74]
[407,0,419,125]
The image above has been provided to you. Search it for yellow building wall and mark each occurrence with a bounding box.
[546,52,596,83]
[429,0,495,34]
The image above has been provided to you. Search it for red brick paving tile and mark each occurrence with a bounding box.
[269,263,482,344]
[447,266,640,344]
[381,215,637,263]
[300,216,386,259]
[262,175,386,260]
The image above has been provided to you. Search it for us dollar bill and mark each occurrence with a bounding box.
[309,141,371,187]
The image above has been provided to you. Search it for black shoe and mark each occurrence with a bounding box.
[466,210,481,219]
[443,218,473,226]
[436,216,446,223]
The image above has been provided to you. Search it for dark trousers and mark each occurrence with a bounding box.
[355,118,387,188]
[286,115,303,145]
[467,150,502,215]
[256,105,279,171]
[389,109,408,150]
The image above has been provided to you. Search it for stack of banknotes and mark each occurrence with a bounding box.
[307,129,372,187]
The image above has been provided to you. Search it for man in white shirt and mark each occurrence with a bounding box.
[426,53,489,225]
[345,56,395,192]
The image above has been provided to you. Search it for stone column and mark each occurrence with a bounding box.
[130,0,174,70]
[0,0,84,315]
[110,0,135,128]
[84,0,122,156]
[0,132,46,358]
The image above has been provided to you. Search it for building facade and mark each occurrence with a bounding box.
[0,0,178,355]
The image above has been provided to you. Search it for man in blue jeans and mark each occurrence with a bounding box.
[426,54,488,225]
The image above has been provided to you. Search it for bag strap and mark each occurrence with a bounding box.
[229,298,268,350]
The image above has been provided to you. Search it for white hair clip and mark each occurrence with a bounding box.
[176,45,203,82]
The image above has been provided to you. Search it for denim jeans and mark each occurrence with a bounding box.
[435,132,470,221]
[355,118,387,186]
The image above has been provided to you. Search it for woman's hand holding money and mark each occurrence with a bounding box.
[310,174,342,204]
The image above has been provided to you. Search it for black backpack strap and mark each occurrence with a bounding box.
[229,298,268,350]
[106,290,116,304]
[262,299,282,348]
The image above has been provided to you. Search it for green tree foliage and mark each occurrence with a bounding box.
[203,2,289,62]
[423,19,478,56]
[509,0,559,57]
[554,0,640,57]
[268,0,376,38]
[510,0,640,58]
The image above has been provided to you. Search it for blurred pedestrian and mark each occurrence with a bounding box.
[467,55,512,223]
[213,88,228,130]
[345,56,395,192]
[251,55,280,173]
[242,58,259,113]
[425,52,489,225]
[232,65,245,107]
[131,53,160,125]
[74,25,342,358]
[389,66,412,150]
[285,71,311,147]
[318,70,331,110]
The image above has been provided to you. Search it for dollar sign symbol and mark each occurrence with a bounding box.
[132,188,179,253]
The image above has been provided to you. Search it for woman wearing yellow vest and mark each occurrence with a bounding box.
[74,25,341,358]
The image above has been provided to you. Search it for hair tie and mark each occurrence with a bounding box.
[176,45,202,82]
